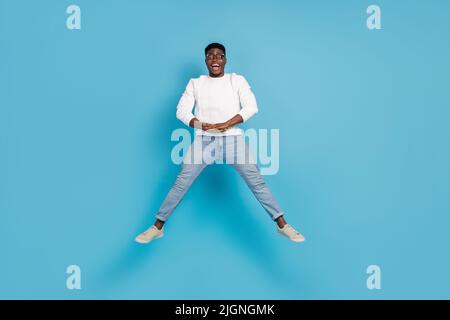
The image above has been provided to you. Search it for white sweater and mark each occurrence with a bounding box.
[176,73,259,136]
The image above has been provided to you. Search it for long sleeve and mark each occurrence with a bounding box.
[176,79,196,127]
[236,75,259,122]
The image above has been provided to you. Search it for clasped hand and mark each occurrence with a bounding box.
[190,115,243,133]
[202,121,231,133]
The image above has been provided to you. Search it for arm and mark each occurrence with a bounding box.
[177,79,215,131]
[236,75,258,122]
[176,79,196,127]
[212,75,258,132]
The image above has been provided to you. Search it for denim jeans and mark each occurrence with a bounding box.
[155,135,284,222]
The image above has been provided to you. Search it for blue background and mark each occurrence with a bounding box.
[1,0,450,299]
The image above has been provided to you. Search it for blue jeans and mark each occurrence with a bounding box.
[155,135,284,222]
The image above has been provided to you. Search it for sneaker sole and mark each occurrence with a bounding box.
[135,233,164,244]
[277,230,305,242]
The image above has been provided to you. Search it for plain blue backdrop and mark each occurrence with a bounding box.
[1,0,450,299]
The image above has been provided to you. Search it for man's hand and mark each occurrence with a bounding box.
[208,114,243,132]
[211,121,231,132]
[189,114,244,133]
[189,118,215,131]
[202,122,219,131]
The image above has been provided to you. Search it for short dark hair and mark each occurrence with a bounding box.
[204,42,226,56]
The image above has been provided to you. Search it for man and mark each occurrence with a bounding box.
[135,43,305,244]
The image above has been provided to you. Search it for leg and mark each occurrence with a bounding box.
[154,135,215,225]
[136,136,212,243]
[231,162,285,222]
[155,162,208,223]
[232,163,303,240]
[225,135,285,223]
[225,136,304,242]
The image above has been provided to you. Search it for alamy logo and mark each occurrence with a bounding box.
[170,128,280,175]
[367,5,381,30]
[66,5,81,30]
[66,265,81,290]
[366,265,381,290]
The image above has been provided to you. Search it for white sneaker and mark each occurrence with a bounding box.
[277,224,305,242]
[135,225,164,244]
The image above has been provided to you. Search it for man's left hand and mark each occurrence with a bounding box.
[211,121,231,132]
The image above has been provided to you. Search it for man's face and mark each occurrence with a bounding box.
[205,47,227,77]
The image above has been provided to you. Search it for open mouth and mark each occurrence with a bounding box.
[211,63,220,72]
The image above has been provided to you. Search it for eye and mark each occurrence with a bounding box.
[206,53,225,60]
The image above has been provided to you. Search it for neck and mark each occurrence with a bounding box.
[208,72,225,78]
